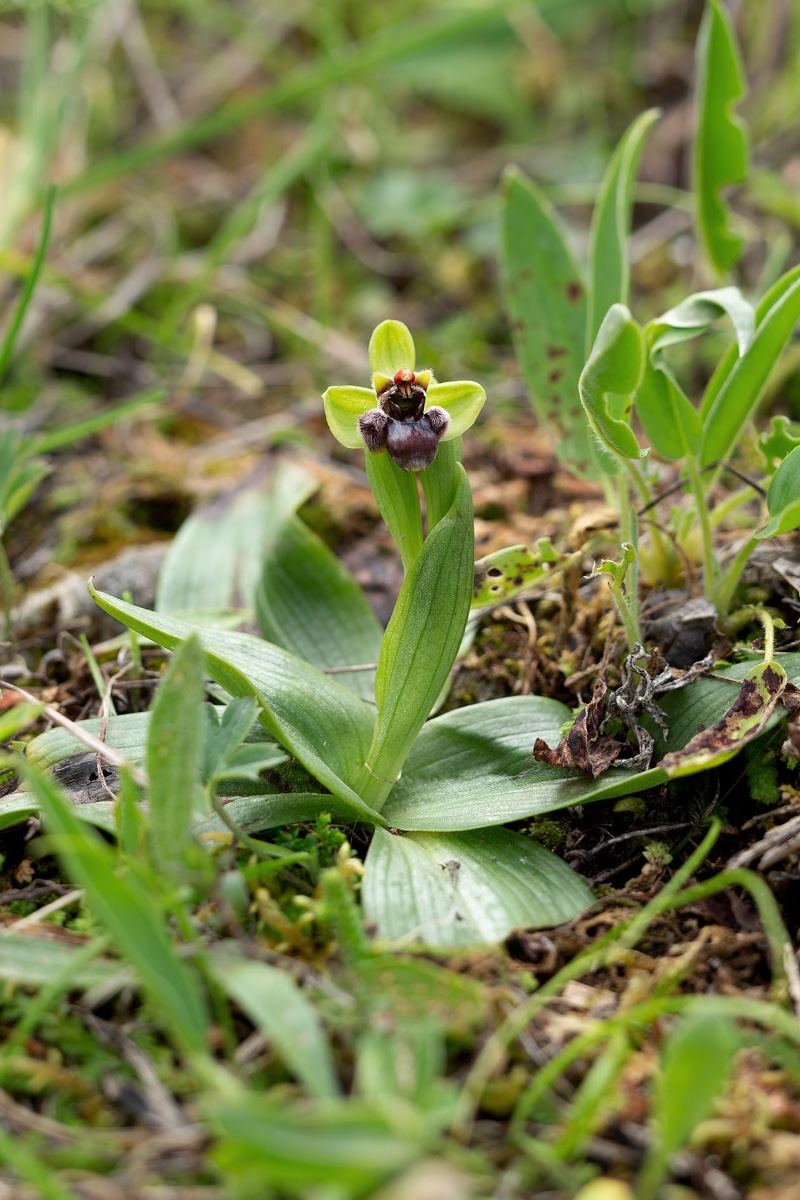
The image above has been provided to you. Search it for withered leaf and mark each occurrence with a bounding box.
[533,680,625,778]
[660,661,788,778]
[782,681,800,760]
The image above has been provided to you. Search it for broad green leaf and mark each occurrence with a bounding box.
[22,763,208,1055]
[636,361,702,461]
[0,792,39,832]
[362,826,593,948]
[25,706,285,783]
[360,466,473,809]
[0,934,122,990]
[365,449,424,572]
[648,287,754,355]
[146,634,206,869]
[700,274,800,465]
[0,792,119,834]
[700,264,800,422]
[210,954,339,1098]
[500,168,594,477]
[587,108,659,350]
[472,539,572,609]
[660,661,787,777]
[27,711,153,768]
[382,657,800,831]
[256,515,382,701]
[693,0,748,272]
[156,460,316,612]
[88,586,383,827]
[642,1010,739,1191]
[368,319,415,377]
[323,385,377,449]
[579,305,646,462]
[756,445,800,539]
[207,1095,420,1195]
[383,695,572,831]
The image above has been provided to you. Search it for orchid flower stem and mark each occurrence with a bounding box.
[744,605,777,664]
[419,436,462,533]
[626,457,673,585]
[617,467,641,647]
[365,450,423,572]
[686,453,719,603]
[714,533,760,614]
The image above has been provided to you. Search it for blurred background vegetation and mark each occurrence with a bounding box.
[0,0,799,581]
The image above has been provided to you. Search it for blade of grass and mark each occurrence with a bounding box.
[0,184,55,384]
[21,761,210,1059]
[63,2,530,197]
[146,634,206,871]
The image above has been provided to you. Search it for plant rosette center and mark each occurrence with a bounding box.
[322,320,486,472]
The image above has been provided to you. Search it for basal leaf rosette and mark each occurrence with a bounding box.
[323,320,485,472]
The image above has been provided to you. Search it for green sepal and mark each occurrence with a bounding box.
[368,320,415,376]
[323,385,376,449]
[428,379,486,440]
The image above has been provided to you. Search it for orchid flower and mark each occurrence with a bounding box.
[323,320,486,472]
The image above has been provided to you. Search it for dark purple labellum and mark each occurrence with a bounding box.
[386,413,441,471]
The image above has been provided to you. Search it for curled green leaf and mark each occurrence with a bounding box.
[756,445,800,540]
[759,416,800,472]
[579,305,646,462]
[649,286,755,355]
[700,273,800,466]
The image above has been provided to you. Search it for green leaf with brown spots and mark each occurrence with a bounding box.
[472,539,576,609]
[660,660,787,777]
[500,168,595,477]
